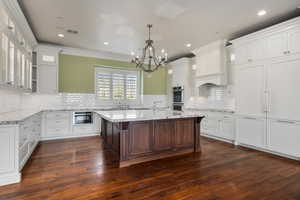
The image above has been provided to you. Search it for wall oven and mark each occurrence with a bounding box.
[73,112,93,125]
[173,86,184,111]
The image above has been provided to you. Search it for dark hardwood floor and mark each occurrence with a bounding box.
[0,136,299,200]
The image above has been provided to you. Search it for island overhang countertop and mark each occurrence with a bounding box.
[95,109,205,123]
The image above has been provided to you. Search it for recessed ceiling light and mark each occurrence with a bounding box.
[257,10,267,16]
[104,42,109,45]
[161,49,165,53]
[186,43,192,48]
[131,52,135,56]
[58,33,64,38]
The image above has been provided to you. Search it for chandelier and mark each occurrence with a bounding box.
[131,24,168,73]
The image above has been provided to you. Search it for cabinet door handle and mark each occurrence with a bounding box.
[277,120,295,124]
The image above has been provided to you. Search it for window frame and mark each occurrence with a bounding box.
[94,66,141,105]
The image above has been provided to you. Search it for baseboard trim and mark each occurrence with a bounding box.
[41,133,100,141]
[0,172,21,187]
[201,133,234,144]
[237,143,300,161]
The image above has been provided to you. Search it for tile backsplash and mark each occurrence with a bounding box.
[0,88,22,114]
[20,93,168,110]
[185,85,235,111]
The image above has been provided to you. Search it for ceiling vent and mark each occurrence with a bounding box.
[67,29,79,34]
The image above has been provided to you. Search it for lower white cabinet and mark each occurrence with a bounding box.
[42,111,100,140]
[236,116,266,148]
[269,119,300,158]
[201,112,235,141]
[0,126,17,175]
[19,113,42,169]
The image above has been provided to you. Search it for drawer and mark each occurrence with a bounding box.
[46,127,69,136]
[46,112,69,120]
[73,125,95,134]
[46,119,69,129]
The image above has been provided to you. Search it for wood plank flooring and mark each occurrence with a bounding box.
[0,136,299,200]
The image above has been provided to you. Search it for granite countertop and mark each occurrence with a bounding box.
[186,108,235,113]
[96,110,204,123]
[0,106,152,125]
[0,109,43,125]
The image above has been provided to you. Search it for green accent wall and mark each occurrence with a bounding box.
[59,54,167,95]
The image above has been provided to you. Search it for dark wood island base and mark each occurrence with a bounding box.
[101,117,203,167]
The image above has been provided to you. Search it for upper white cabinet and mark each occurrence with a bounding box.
[287,26,300,55]
[266,32,287,59]
[0,0,36,91]
[36,45,60,93]
[170,58,191,87]
[231,18,300,65]
[193,40,227,86]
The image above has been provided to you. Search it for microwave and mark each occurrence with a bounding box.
[73,112,93,125]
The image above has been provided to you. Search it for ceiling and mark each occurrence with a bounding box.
[19,0,300,58]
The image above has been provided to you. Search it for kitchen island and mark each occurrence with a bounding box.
[96,110,204,167]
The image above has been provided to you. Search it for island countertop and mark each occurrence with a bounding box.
[95,109,204,122]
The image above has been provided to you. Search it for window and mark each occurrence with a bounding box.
[95,67,140,102]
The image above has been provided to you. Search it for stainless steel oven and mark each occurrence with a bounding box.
[73,112,93,124]
[173,86,184,103]
[173,86,184,111]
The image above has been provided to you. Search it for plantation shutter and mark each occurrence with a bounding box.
[95,67,139,101]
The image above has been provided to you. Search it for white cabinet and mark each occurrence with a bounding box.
[266,32,287,59]
[201,112,235,141]
[43,111,71,139]
[193,40,226,77]
[0,125,20,186]
[267,58,300,120]
[0,4,34,91]
[288,26,300,55]
[36,45,60,94]
[38,65,58,94]
[269,119,300,157]
[219,115,235,140]
[0,126,17,174]
[42,111,100,140]
[19,113,42,170]
[233,39,266,65]
[193,40,227,86]
[170,58,191,87]
[235,64,266,117]
[236,116,266,148]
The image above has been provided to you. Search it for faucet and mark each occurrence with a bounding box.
[152,101,162,111]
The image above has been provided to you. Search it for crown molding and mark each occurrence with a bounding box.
[36,43,132,63]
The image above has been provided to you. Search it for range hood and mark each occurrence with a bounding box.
[192,40,228,87]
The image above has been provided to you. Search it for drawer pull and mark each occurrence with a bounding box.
[243,117,257,120]
[277,120,295,124]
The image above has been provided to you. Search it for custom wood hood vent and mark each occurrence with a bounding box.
[192,40,228,87]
